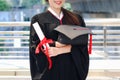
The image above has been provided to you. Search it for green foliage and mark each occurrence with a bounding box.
[22,0,41,8]
[41,0,46,4]
[0,0,11,11]
[63,3,72,11]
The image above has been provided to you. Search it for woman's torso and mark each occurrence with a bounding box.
[34,11,80,80]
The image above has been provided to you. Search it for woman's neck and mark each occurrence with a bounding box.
[50,7,61,17]
[48,7,63,20]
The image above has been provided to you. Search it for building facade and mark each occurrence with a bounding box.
[67,0,120,18]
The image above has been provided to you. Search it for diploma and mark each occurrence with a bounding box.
[32,22,49,48]
[32,22,53,69]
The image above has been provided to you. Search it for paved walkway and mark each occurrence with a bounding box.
[0,59,29,69]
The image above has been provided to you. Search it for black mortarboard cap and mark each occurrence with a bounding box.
[54,25,93,54]
[54,25,92,44]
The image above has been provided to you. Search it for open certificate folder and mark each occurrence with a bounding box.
[32,22,53,69]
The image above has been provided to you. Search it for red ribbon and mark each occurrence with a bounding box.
[88,34,92,54]
[35,37,53,69]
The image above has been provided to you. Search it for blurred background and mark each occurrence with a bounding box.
[0,0,120,80]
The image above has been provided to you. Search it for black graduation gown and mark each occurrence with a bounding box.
[29,11,89,80]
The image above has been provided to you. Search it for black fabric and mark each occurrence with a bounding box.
[29,10,89,80]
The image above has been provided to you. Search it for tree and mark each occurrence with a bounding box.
[0,0,11,11]
[22,0,41,8]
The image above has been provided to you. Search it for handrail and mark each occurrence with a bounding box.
[0,31,29,34]
[85,18,120,26]
[0,18,120,26]
[0,22,30,26]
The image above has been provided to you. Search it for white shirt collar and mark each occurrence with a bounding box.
[48,7,63,20]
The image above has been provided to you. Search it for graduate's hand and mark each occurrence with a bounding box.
[48,47,59,57]
[48,45,72,57]
[55,41,66,48]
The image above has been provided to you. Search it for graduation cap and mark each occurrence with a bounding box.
[54,25,93,54]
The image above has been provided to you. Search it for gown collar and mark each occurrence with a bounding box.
[48,7,63,20]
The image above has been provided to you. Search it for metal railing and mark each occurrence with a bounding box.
[86,18,120,57]
[0,22,29,59]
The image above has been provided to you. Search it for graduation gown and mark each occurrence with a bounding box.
[29,11,89,80]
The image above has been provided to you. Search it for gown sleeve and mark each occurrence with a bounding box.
[29,15,48,80]
[71,15,89,80]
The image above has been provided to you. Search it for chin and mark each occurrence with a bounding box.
[55,5,62,9]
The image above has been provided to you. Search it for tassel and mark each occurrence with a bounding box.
[88,34,92,54]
